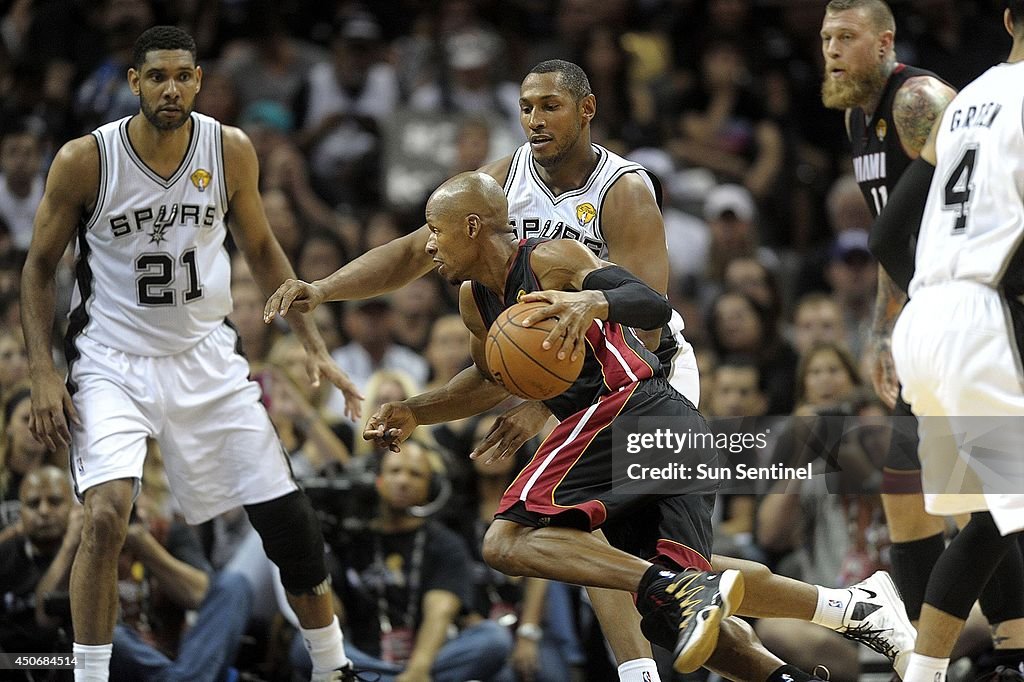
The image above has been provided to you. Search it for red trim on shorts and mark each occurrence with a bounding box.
[498,384,637,528]
[652,539,713,572]
[881,468,924,494]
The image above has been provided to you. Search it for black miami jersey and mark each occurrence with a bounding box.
[849,64,948,217]
[470,238,661,421]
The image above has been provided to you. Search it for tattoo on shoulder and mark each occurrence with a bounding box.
[893,77,955,155]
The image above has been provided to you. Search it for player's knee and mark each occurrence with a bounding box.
[482,521,526,575]
[81,483,133,553]
[245,490,330,595]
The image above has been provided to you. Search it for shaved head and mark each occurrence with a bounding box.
[427,172,509,231]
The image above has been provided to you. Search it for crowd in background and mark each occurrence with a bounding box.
[0,0,1014,680]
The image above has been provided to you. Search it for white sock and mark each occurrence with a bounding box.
[73,643,111,682]
[618,657,661,682]
[300,615,351,673]
[811,586,853,630]
[902,652,949,682]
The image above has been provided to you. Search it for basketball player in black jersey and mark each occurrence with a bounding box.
[269,60,915,682]
[821,0,1024,672]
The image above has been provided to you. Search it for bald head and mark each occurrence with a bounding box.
[427,172,509,231]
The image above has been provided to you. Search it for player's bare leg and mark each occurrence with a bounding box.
[70,479,135,681]
[484,520,744,673]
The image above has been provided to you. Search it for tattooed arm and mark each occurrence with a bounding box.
[892,76,956,158]
[869,76,954,406]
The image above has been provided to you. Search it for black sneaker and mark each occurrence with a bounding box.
[312,665,381,682]
[638,568,745,673]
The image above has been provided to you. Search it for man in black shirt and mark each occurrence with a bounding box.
[293,442,512,682]
[0,466,75,654]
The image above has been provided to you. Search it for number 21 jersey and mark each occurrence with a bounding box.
[68,112,232,356]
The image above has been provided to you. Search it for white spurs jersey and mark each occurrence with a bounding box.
[68,112,232,356]
[910,61,1024,297]
[503,143,658,258]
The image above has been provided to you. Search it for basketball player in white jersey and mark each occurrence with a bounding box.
[871,3,1024,680]
[266,60,914,682]
[20,27,364,682]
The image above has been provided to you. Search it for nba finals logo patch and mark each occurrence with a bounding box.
[875,119,887,142]
[576,202,596,228]
[190,168,212,192]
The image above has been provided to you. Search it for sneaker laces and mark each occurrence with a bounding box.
[838,621,899,659]
[665,571,711,631]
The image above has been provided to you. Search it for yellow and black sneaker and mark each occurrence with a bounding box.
[638,567,745,673]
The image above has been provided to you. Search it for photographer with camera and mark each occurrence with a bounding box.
[0,465,77,657]
[289,440,512,682]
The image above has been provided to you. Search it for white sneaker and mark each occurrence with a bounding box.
[835,571,917,679]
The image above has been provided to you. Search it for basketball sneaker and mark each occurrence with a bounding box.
[312,665,381,681]
[834,571,917,679]
[638,568,745,673]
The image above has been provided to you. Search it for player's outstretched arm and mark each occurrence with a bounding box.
[363,283,511,450]
[222,126,363,417]
[21,137,94,449]
[264,226,435,321]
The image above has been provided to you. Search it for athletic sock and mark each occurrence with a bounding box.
[902,653,948,682]
[73,643,111,682]
[811,586,852,631]
[618,657,661,682]
[300,615,351,673]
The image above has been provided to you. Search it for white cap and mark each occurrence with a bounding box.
[703,183,756,222]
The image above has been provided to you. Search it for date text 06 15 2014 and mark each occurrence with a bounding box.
[0,654,77,669]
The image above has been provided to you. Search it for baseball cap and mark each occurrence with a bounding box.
[829,229,873,264]
[338,13,382,42]
[447,32,493,70]
[704,184,756,222]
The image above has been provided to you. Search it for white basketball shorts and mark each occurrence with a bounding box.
[665,309,700,405]
[892,280,1024,535]
[68,323,297,524]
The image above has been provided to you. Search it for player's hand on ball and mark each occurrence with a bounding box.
[364,402,417,452]
[518,290,607,362]
[471,401,552,464]
[264,278,325,322]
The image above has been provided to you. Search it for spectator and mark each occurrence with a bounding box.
[0,385,65,540]
[824,230,877,360]
[791,293,849,357]
[351,369,430,473]
[707,356,768,419]
[325,298,429,420]
[296,230,350,291]
[707,291,798,415]
[667,41,784,200]
[793,342,863,414]
[702,183,780,302]
[723,255,784,336]
[391,277,445,353]
[0,118,46,251]
[424,314,472,391]
[295,12,399,208]
[289,443,512,682]
[0,330,28,397]
[229,276,279,365]
[0,466,77,655]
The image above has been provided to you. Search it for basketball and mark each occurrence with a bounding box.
[485,301,584,400]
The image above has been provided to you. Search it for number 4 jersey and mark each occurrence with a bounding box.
[911,61,1024,297]
[68,112,232,356]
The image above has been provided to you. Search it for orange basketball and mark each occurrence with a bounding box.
[485,301,584,400]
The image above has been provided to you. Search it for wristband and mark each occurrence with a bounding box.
[516,623,543,641]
